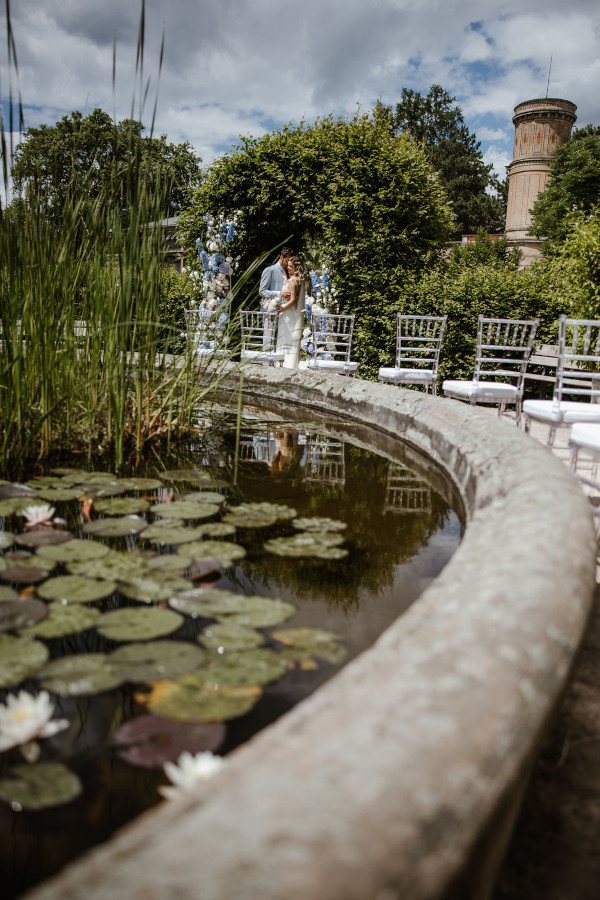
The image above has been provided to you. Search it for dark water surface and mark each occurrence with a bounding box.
[0,418,463,898]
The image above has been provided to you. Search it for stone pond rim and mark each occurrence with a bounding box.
[25,366,597,900]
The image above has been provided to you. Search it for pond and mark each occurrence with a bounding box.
[0,413,463,898]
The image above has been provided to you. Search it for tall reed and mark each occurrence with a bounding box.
[0,1,257,476]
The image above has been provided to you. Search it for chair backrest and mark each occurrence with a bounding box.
[184,307,227,350]
[311,313,355,365]
[396,315,447,374]
[554,316,600,406]
[239,309,279,355]
[473,316,539,392]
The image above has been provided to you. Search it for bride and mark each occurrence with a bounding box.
[276,256,306,369]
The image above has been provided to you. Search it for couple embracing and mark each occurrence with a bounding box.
[259,247,306,369]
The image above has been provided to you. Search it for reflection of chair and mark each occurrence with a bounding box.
[443,316,539,425]
[524,317,600,448]
[307,314,358,376]
[303,436,345,486]
[384,463,432,515]
[238,432,278,464]
[379,314,447,395]
[240,310,285,366]
[184,307,228,358]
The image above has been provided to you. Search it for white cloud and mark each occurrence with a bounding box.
[1,0,598,190]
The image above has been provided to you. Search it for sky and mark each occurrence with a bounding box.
[1,0,599,194]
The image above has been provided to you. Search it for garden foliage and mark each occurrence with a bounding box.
[177,110,454,373]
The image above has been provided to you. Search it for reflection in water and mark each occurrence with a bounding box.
[384,463,432,516]
[302,434,345,488]
[1,422,462,899]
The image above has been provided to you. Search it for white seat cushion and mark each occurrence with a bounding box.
[378,367,434,384]
[570,422,600,453]
[523,399,600,425]
[443,380,518,402]
[241,350,285,364]
[308,360,358,375]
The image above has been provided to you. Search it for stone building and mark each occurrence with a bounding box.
[504,97,577,264]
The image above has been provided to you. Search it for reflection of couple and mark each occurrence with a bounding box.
[259,248,306,369]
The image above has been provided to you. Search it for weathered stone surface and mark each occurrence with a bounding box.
[25,368,596,900]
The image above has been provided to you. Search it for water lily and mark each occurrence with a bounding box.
[159,751,225,801]
[22,504,56,528]
[0,691,69,758]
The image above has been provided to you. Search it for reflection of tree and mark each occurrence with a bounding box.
[238,442,454,611]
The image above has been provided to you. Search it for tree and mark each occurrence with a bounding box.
[528,126,600,247]
[178,110,454,372]
[376,85,506,238]
[551,211,600,317]
[10,109,201,224]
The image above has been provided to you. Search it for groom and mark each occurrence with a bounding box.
[259,247,293,310]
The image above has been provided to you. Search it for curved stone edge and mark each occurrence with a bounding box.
[26,368,597,900]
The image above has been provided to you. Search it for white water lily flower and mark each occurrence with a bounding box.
[22,504,56,528]
[0,691,69,753]
[159,751,225,801]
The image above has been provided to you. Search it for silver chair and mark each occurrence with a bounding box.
[307,313,358,376]
[378,314,447,395]
[443,316,539,425]
[523,316,600,448]
[239,310,285,366]
[184,307,228,358]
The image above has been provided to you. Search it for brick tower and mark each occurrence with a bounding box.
[505,98,577,243]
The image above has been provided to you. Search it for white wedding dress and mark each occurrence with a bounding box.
[276,281,305,369]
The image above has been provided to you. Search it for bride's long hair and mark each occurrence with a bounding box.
[288,255,307,287]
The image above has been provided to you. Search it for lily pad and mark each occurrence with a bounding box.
[137,677,262,722]
[0,483,38,500]
[67,550,151,581]
[0,599,48,632]
[0,565,52,585]
[109,641,206,682]
[142,523,208,545]
[117,477,163,491]
[0,634,49,686]
[160,469,217,486]
[117,576,190,604]
[14,529,74,548]
[263,531,347,559]
[225,502,296,526]
[198,622,265,651]
[113,715,226,768]
[222,511,276,528]
[21,604,101,638]
[36,487,83,503]
[94,497,151,515]
[37,574,116,604]
[36,538,111,564]
[292,517,347,532]
[96,607,183,642]
[150,501,218,520]
[0,763,82,810]
[272,627,348,668]
[182,492,226,505]
[4,551,55,570]
[146,555,190,574]
[51,467,90,477]
[177,540,246,565]
[61,471,116,485]
[0,533,15,551]
[38,653,123,696]
[0,498,48,517]
[195,522,236,538]
[83,516,147,537]
[0,586,18,603]
[170,589,295,627]
[198,648,287,688]
[77,482,126,498]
